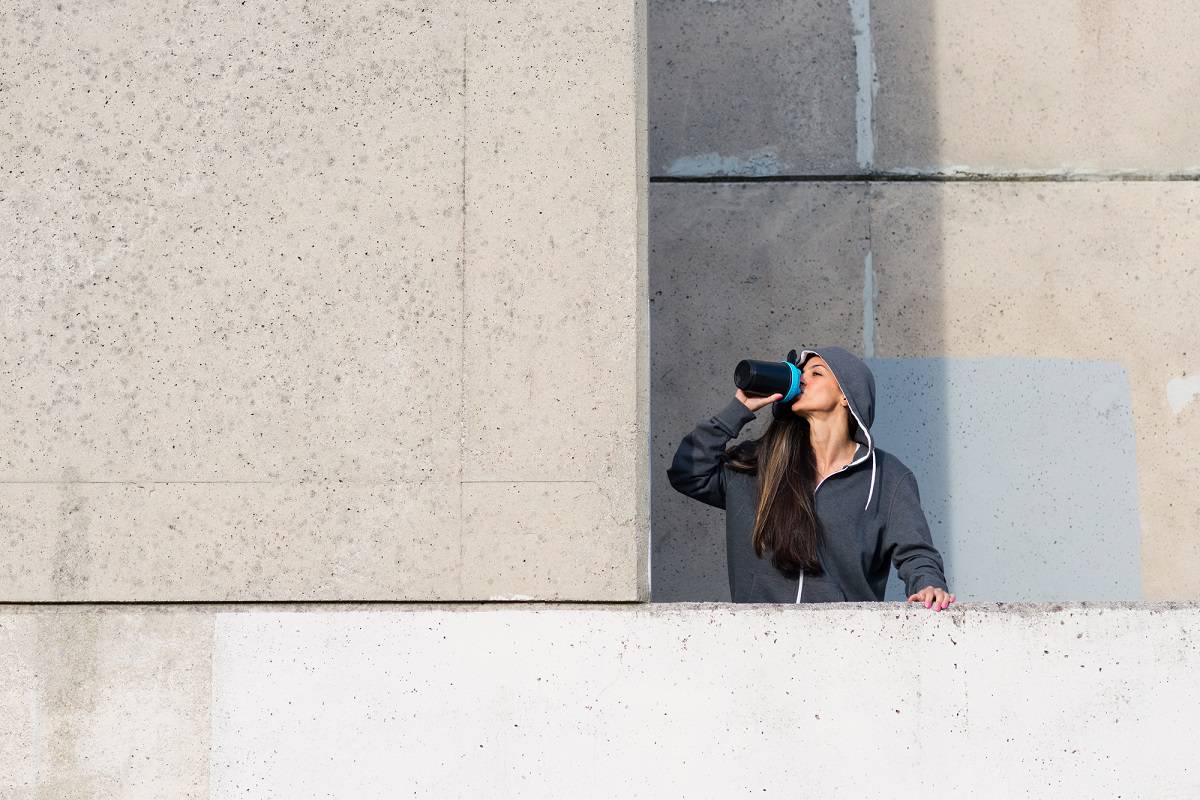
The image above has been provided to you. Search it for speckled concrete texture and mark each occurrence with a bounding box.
[872,1,1200,172]
[0,481,461,600]
[870,181,1200,601]
[0,607,212,799]
[1,3,466,483]
[0,0,649,600]
[459,0,649,598]
[5,603,1195,796]
[460,481,637,600]
[648,0,1200,176]
[648,0,859,176]
[8,602,1187,798]
[650,182,868,601]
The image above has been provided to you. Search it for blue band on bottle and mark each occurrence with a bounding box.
[782,360,800,402]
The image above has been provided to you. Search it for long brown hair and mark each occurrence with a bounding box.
[725,409,858,579]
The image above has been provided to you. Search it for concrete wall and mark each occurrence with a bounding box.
[3,602,1199,797]
[5,1,1200,796]
[0,0,650,601]
[651,0,1200,602]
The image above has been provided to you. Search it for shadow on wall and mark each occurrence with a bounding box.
[647,1,1142,603]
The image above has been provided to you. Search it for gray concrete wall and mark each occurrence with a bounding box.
[0,0,650,601]
[651,0,1200,602]
[3,602,1199,797]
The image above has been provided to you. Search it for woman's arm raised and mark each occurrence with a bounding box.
[665,391,777,510]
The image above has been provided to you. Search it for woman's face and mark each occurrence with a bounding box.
[790,356,848,416]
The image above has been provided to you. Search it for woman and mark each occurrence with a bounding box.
[667,345,955,610]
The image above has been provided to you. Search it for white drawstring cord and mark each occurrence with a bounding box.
[864,449,876,511]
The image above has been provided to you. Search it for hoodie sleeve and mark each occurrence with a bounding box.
[666,397,758,510]
[883,470,950,595]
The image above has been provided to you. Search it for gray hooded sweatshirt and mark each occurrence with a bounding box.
[666,346,950,603]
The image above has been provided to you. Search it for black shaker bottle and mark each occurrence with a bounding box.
[734,356,803,403]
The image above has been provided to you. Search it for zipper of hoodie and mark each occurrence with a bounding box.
[813,463,850,494]
[814,445,866,494]
[801,460,854,605]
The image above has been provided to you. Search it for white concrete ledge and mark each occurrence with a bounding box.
[3,602,1198,797]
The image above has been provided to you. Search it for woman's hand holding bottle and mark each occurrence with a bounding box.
[735,388,783,413]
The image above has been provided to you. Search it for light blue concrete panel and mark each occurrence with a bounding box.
[868,357,1141,602]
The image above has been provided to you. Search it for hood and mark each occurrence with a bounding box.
[773,345,879,511]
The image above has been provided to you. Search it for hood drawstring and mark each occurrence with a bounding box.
[855,402,876,512]
[858,422,876,512]
[865,449,876,511]
[856,408,877,512]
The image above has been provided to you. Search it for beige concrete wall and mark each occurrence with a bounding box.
[0,0,649,601]
[3,603,1199,797]
[872,1,1200,173]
